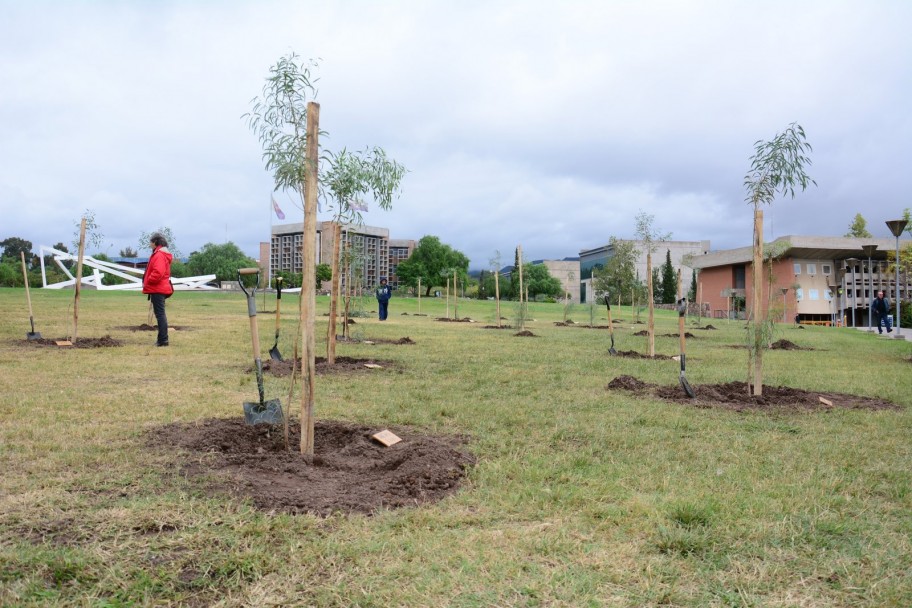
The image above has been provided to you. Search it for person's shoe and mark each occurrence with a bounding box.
[887,328,892,333]
[156,341,169,347]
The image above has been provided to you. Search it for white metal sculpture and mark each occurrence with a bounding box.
[38,245,217,291]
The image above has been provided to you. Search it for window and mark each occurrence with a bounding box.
[822,264,831,275]
[807,263,816,275]
[793,263,802,275]
[809,289,819,300]
[796,288,803,300]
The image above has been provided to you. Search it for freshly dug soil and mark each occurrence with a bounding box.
[145,418,475,516]
[697,324,718,330]
[770,339,804,350]
[613,351,674,360]
[482,325,514,330]
[514,330,538,337]
[337,336,415,345]
[554,322,611,329]
[633,330,696,338]
[21,336,124,348]
[607,374,900,412]
[436,317,475,323]
[259,356,396,377]
[114,324,190,332]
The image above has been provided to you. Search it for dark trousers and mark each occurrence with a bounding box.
[378,300,388,321]
[150,293,169,344]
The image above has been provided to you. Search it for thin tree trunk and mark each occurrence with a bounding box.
[300,101,319,455]
[453,270,458,320]
[518,245,524,331]
[73,218,86,341]
[647,251,655,357]
[494,271,501,327]
[417,277,421,314]
[752,209,764,396]
[327,222,341,365]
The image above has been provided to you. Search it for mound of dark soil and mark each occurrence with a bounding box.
[770,339,803,350]
[259,356,396,377]
[436,317,474,323]
[145,418,474,516]
[482,325,514,329]
[607,374,899,412]
[514,330,537,337]
[634,330,697,338]
[614,351,674,360]
[114,324,190,331]
[698,324,718,330]
[23,336,124,348]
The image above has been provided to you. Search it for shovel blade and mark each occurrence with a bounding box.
[243,399,284,425]
[269,343,283,362]
[26,332,42,341]
[679,373,696,398]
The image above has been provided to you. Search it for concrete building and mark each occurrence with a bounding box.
[270,222,413,291]
[690,235,911,326]
[531,258,581,303]
[578,239,711,303]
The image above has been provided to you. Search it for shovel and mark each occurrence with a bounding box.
[20,252,41,340]
[604,295,617,355]
[269,277,284,361]
[238,268,284,425]
[676,270,695,398]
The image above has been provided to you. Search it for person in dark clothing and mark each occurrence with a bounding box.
[376,278,391,321]
[872,290,892,334]
[142,233,174,346]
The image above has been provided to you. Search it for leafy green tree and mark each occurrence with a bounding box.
[523,263,563,300]
[592,238,639,304]
[743,122,815,396]
[651,268,662,303]
[395,236,469,296]
[688,269,697,302]
[119,247,138,258]
[660,248,676,304]
[844,213,873,238]
[186,242,256,283]
[0,237,33,266]
[316,263,332,288]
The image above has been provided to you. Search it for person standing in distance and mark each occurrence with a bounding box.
[376,277,391,321]
[143,232,174,346]
[872,290,892,334]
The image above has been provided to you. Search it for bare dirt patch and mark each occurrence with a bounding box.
[633,330,697,338]
[436,317,475,323]
[145,418,475,516]
[554,322,611,329]
[19,336,124,348]
[607,374,900,412]
[482,325,514,330]
[696,324,718,330]
[514,330,538,337]
[258,356,396,377]
[114,324,191,332]
[613,351,674,360]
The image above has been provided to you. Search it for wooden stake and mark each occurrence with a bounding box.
[518,245,524,331]
[73,217,86,342]
[446,277,450,319]
[752,209,763,396]
[453,269,457,319]
[417,277,421,313]
[494,269,501,327]
[300,101,319,456]
[647,250,655,357]
[326,222,341,364]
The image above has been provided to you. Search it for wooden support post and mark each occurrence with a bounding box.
[453,269,458,320]
[300,101,319,456]
[72,218,87,342]
[417,277,421,313]
[647,250,655,357]
[327,222,341,364]
[494,270,501,327]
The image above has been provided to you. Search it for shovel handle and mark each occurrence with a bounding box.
[248,308,262,360]
[20,252,34,317]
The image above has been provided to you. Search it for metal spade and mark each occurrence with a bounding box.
[238,268,284,425]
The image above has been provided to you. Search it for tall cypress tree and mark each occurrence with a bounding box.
[661,249,676,304]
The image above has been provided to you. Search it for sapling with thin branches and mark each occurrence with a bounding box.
[743,122,815,396]
[634,211,671,357]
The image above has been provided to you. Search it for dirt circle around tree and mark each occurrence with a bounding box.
[18,336,124,348]
[607,375,900,412]
[258,356,398,377]
[145,418,475,516]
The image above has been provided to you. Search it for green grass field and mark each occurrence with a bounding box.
[1,287,911,607]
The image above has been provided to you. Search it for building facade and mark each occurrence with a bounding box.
[578,239,711,303]
[690,235,911,325]
[532,258,581,303]
[270,222,413,291]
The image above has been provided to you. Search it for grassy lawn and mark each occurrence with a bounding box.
[1,287,910,607]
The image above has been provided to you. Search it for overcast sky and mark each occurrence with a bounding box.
[2,0,910,268]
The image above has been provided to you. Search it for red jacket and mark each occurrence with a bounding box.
[142,246,174,295]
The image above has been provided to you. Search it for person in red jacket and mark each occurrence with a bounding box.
[142,232,174,346]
